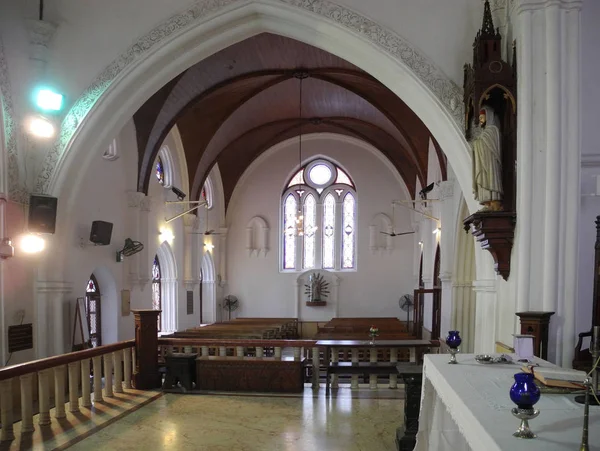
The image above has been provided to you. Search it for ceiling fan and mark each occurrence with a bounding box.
[380,203,415,237]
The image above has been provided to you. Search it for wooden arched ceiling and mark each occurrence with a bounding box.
[133,33,446,209]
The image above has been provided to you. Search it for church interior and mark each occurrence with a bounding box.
[0,0,599,449]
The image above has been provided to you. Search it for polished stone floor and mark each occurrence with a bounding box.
[69,387,403,451]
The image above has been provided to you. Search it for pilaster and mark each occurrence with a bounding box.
[472,279,497,354]
[35,280,72,357]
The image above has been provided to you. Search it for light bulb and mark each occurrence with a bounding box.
[28,116,55,138]
[159,228,174,242]
[20,234,45,253]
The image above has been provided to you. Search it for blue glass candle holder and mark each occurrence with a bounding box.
[445,331,462,364]
[509,373,541,439]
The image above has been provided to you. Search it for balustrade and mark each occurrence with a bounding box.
[0,341,134,441]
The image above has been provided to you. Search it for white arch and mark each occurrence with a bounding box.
[39,0,476,214]
[90,265,119,345]
[157,145,175,189]
[201,250,217,323]
[156,240,178,333]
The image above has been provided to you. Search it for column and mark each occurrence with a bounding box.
[126,191,145,284]
[0,379,14,441]
[516,0,582,366]
[472,278,497,354]
[81,358,92,407]
[35,281,73,356]
[54,365,66,419]
[68,361,80,412]
[92,356,103,402]
[132,309,160,389]
[38,369,52,425]
[138,196,152,285]
[437,180,456,337]
[123,348,132,389]
[103,353,113,397]
[113,350,123,394]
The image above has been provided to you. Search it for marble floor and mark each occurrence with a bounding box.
[69,387,404,451]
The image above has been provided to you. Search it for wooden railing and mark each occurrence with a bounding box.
[0,340,135,441]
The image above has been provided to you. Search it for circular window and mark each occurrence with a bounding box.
[308,164,332,186]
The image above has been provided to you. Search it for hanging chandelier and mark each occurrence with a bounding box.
[291,71,319,238]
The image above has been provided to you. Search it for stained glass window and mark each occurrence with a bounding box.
[322,193,336,269]
[336,168,353,186]
[156,157,164,185]
[86,278,97,293]
[282,159,356,271]
[283,194,297,269]
[202,178,213,209]
[342,192,356,269]
[288,169,304,187]
[152,255,162,331]
[303,194,317,269]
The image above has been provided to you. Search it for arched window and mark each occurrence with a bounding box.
[281,159,357,271]
[155,157,164,185]
[85,274,101,347]
[152,255,162,331]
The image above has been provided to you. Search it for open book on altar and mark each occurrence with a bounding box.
[522,366,587,389]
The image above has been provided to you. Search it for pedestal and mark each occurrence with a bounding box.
[132,309,161,389]
[516,311,554,360]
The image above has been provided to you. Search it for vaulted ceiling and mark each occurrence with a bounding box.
[133,33,446,209]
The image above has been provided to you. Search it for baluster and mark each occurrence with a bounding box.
[0,378,14,441]
[113,351,123,394]
[184,346,192,353]
[369,348,377,389]
[219,346,226,357]
[331,347,339,389]
[20,373,34,433]
[312,347,320,389]
[54,365,66,418]
[131,346,137,376]
[81,358,92,407]
[389,348,398,389]
[103,353,113,397]
[236,346,244,357]
[38,369,52,425]
[92,356,103,402]
[409,346,416,363]
[68,361,80,412]
[274,347,282,359]
[293,347,301,361]
[124,348,132,389]
[256,347,264,358]
[351,348,359,389]
[201,346,209,357]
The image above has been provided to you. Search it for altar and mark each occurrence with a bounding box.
[417,354,600,450]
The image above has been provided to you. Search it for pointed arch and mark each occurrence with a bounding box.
[156,241,178,333]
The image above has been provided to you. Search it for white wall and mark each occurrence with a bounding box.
[225,134,414,321]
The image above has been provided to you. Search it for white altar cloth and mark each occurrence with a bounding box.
[416,353,600,450]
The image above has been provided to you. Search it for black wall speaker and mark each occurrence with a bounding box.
[90,221,113,245]
[28,195,58,234]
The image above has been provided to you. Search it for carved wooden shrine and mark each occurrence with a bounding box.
[462,0,517,280]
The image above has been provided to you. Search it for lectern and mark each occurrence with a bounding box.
[132,309,161,389]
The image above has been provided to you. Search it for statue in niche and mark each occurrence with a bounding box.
[471,105,503,211]
[305,273,330,303]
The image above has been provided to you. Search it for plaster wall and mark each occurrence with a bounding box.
[225,134,414,321]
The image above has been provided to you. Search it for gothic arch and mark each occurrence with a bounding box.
[156,240,178,333]
[37,0,476,216]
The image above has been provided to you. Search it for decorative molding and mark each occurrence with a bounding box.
[518,0,583,14]
[35,280,73,294]
[26,20,58,65]
[140,195,153,212]
[102,138,119,161]
[581,153,600,168]
[126,190,146,208]
[438,180,455,201]
[0,36,27,202]
[34,0,463,195]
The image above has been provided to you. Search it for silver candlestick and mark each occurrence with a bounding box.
[448,347,459,364]
[580,377,591,451]
[511,407,540,439]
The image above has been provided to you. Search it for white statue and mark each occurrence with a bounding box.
[471,105,503,211]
